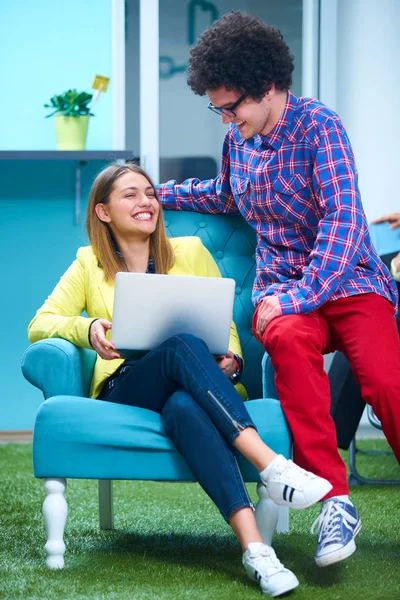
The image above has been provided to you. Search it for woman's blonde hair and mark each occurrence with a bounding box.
[86,163,175,280]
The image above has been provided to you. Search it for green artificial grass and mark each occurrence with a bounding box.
[0,441,399,600]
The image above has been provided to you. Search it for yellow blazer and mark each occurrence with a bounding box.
[28,236,243,399]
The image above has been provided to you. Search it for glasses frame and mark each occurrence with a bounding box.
[207,93,247,118]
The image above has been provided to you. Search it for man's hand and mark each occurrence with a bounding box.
[215,350,237,378]
[89,319,121,360]
[371,212,400,229]
[256,296,281,337]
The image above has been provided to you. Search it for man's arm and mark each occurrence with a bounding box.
[277,119,365,316]
[157,130,240,215]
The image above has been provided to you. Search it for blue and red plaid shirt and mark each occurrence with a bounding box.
[158,91,397,315]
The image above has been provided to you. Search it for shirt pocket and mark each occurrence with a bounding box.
[272,173,311,222]
[230,174,251,211]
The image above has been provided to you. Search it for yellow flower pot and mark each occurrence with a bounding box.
[54,115,90,150]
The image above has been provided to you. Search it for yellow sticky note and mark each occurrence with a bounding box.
[92,75,110,92]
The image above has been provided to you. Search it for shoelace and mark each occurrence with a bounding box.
[248,547,285,578]
[311,501,357,546]
[272,459,312,488]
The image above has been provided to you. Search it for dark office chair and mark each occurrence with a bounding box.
[160,156,218,183]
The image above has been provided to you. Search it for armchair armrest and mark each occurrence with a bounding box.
[262,352,279,399]
[21,339,96,399]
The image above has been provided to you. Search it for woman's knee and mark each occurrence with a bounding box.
[162,391,199,435]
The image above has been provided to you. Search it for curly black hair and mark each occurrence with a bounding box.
[187,11,294,99]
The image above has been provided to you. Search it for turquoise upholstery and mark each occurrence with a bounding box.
[32,395,290,481]
[22,210,292,483]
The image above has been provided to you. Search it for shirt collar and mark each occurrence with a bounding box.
[261,90,298,151]
[232,90,298,151]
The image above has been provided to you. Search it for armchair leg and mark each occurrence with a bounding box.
[276,506,289,534]
[254,482,279,545]
[98,480,114,530]
[43,478,68,569]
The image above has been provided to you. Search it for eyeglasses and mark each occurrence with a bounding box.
[207,93,247,118]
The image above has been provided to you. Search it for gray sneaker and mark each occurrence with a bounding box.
[243,542,299,597]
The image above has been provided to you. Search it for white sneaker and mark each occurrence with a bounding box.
[260,455,333,509]
[243,542,299,597]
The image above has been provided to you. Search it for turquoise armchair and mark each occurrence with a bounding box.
[22,210,292,569]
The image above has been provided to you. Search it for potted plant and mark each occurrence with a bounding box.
[44,89,94,150]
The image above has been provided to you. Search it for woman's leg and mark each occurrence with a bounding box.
[162,391,299,597]
[103,333,331,508]
[162,390,253,522]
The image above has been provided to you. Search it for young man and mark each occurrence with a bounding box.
[158,10,400,569]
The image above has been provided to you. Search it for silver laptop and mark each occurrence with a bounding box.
[112,272,236,357]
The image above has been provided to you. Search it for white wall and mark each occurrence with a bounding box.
[335,0,400,221]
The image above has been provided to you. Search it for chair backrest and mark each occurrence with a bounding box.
[164,210,262,399]
[369,222,400,256]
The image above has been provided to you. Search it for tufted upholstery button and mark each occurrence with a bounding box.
[235,286,242,295]
[236,223,242,229]
[164,221,169,227]
[216,251,224,259]
[199,221,206,228]
[252,254,256,261]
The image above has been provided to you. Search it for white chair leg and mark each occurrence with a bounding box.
[43,478,68,569]
[98,480,114,530]
[276,506,289,534]
[254,482,279,546]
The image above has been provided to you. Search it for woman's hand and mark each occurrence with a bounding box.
[89,319,121,360]
[215,350,237,378]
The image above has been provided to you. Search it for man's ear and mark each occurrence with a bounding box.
[265,83,276,100]
[95,203,111,223]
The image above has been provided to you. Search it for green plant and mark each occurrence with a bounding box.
[44,89,94,118]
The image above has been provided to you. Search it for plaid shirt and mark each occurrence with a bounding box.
[158,92,397,314]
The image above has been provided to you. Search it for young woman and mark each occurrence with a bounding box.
[28,163,332,598]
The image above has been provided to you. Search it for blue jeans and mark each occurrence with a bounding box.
[98,333,255,520]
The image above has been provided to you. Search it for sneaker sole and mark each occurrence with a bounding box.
[263,578,299,597]
[315,521,362,568]
[271,480,333,510]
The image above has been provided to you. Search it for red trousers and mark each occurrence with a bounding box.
[253,293,400,497]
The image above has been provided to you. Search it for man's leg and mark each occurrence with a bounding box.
[323,293,400,463]
[254,308,349,497]
[328,351,366,450]
[308,293,400,568]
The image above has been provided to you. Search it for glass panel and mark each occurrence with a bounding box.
[125,0,141,155]
[158,0,303,180]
